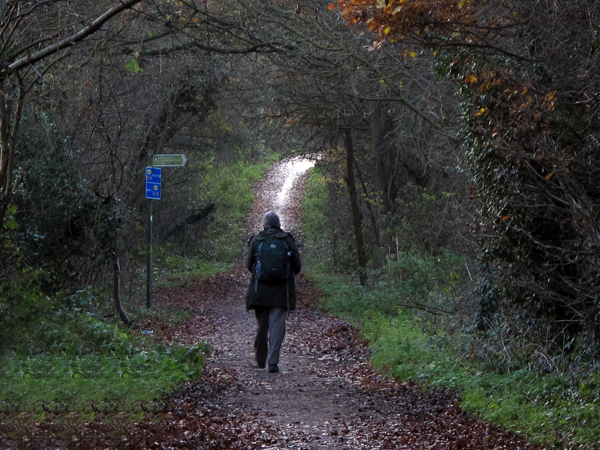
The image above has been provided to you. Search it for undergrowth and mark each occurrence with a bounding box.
[302,167,600,450]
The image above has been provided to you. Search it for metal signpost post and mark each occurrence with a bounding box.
[145,167,162,309]
[145,155,187,309]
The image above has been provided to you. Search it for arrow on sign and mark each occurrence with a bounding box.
[152,154,187,167]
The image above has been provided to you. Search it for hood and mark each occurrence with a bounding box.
[256,227,291,240]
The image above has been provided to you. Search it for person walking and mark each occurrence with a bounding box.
[246,211,301,373]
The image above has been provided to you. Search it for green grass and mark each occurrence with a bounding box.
[194,159,270,262]
[155,253,233,286]
[0,291,210,425]
[309,275,600,449]
[148,158,270,280]
[0,342,208,423]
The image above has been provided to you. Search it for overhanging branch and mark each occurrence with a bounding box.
[9,0,143,73]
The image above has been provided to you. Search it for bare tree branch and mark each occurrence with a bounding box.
[8,0,143,72]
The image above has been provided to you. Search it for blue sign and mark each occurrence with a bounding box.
[145,167,162,200]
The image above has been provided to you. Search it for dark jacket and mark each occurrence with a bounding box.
[245,227,301,311]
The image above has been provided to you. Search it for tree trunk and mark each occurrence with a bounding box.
[113,258,131,325]
[369,101,396,215]
[343,129,368,286]
[0,76,24,228]
[353,153,382,270]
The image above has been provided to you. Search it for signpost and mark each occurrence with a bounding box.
[152,154,187,167]
[145,155,186,309]
[145,167,162,200]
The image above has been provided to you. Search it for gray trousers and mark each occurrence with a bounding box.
[254,306,287,366]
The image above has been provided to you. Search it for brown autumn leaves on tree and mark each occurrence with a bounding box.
[337,0,600,361]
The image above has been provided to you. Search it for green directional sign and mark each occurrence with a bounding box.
[152,154,187,167]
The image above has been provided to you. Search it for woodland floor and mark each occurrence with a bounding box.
[1,160,539,449]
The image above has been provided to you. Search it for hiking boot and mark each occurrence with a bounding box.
[268,364,279,373]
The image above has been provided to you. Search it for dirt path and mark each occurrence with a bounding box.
[124,159,536,450]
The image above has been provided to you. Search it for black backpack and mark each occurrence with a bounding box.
[254,237,290,283]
